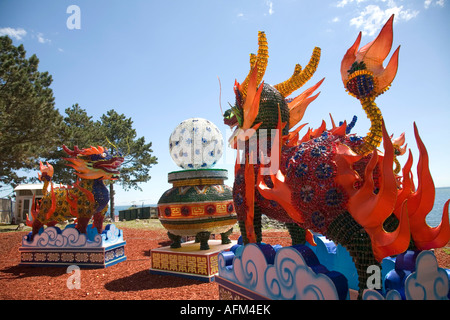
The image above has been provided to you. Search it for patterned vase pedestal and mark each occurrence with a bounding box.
[158,169,237,250]
[19,224,126,268]
[150,239,236,282]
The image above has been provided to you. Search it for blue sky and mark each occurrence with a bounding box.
[1,0,449,206]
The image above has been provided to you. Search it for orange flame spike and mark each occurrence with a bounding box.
[311,120,327,139]
[244,161,256,243]
[242,63,264,130]
[376,45,400,94]
[299,128,313,144]
[306,229,317,247]
[348,148,378,225]
[358,14,394,72]
[407,123,435,221]
[394,150,414,219]
[287,78,324,130]
[329,114,337,129]
[413,200,450,250]
[39,161,54,179]
[329,120,347,137]
[285,123,308,147]
[407,123,450,249]
[257,168,305,224]
[370,200,411,262]
[348,121,397,228]
[26,215,33,227]
[341,32,362,83]
[334,143,363,197]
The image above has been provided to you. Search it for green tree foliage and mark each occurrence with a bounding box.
[99,109,158,218]
[0,36,62,186]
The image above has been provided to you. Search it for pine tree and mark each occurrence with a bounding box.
[99,109,158,219]
[0,36,62,186]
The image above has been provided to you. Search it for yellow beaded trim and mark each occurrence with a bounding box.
[355,97,384,156]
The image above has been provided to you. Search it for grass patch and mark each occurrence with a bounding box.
[113,219,165,230]
[0,224,32,233]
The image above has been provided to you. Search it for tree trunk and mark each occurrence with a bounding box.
[109,183,115,221]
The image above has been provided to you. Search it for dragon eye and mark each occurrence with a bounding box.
[101,153,107,158]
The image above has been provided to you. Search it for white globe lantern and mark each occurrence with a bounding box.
[169,118,224,170]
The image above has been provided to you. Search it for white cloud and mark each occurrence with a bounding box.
[0,27,27,40]
[266,0,274,15]
[332,16,340,22]
[336,0,368,8]
[346,1,419,36]
[37,32,51,44]
[425,0,445,8]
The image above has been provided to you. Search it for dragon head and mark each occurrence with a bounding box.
[62,145,124,180]
[224,31,323,149]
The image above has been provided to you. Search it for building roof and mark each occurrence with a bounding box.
[14,184,45,191]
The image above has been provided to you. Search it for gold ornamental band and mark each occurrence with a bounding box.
[171,178,225,187]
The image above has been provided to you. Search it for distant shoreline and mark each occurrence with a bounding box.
[110,187,450,220]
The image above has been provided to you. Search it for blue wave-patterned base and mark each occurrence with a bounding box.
[304,234,396,291]
[218,235,450,300]
[218,242,349,300]
[22,224,124,248]
[365,250,450,300]
[19,224,126,268]
[304,234,449,299]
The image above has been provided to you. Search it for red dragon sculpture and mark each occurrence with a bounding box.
[224,15,450,298]
[26,145,124,240]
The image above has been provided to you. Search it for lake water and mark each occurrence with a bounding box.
[110,187,450,227]
[427,187,450,227]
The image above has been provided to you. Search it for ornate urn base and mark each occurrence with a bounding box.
[157,169,237,250]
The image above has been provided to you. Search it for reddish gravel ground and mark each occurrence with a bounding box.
[0,226,448,301]
[0,227,292,300]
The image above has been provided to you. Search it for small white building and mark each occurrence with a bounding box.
[13,184,45,223]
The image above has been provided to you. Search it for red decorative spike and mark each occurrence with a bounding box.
[45,183,57,221]
[62,145,82,157]
[66,191,79,218]
[26,195,39,227]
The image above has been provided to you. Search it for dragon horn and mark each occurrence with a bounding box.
[63,145,82,157]
[274,47,321,98]
[239,31,269,99]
